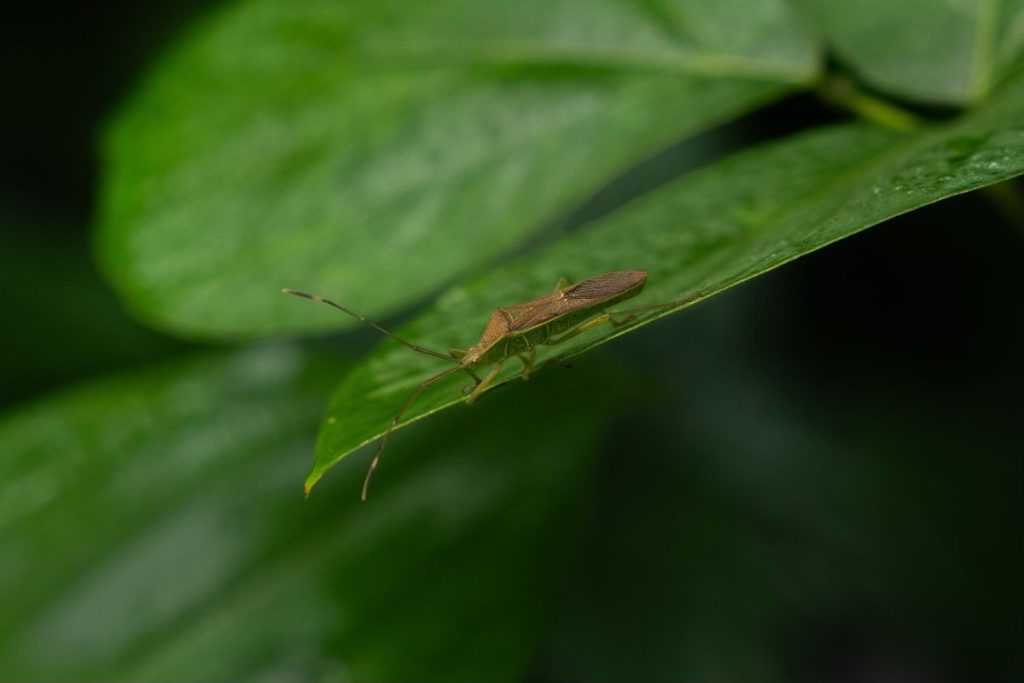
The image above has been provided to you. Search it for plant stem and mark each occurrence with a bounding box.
[819,75,923,132]
[981,180,1024,238]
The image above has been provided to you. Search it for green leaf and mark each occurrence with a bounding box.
[98,0,818,339]
[803,0,1024,104]
[307,74,1024,492]
[0,348,620,681]
[0,347,336,672]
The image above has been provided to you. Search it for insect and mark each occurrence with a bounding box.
[285,270,699,499]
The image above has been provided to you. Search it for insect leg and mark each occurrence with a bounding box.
[543,305,648,348]
[547,357,574,370]
[609,291,705,318]
[608,312,636,327]
[544,313,612,345]
[466,363,502,405]
[362,365,461,501]
[449,349,484,383]
[517,352,536,380]
[553,276,572,291]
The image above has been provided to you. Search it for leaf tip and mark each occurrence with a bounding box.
[303,471,321,497]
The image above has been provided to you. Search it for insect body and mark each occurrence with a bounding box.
[285,270,694,499]
[460,270,647,367]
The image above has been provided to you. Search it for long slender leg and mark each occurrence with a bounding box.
[553,276,572,291]
[362,365,460,501]
[543,308,640,348]
[466,363,502,405]
[544,313,613,346]
[517,330,537,380]
[609,291,705,318]
[608,312,635,326]
[532,292,707,372]
[517,351,536,380]
[449,348,483,385]
[557,292,704,344]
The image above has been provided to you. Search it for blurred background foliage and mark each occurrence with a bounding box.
[1,1,1022,682]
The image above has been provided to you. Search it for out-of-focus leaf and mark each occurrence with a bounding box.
[0,347,337,678]
[305,74,1024,491]
[802,0,1024,104]
[0,220,187,406]
[0,347,620,682]
[98,0,819,338]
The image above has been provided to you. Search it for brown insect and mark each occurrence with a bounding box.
[285,270,697,499]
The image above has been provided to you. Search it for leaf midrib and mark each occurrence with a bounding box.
[369,41,817,82]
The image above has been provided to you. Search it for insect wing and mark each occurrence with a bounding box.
[499,294,576,332]
[504,271,648,332]
[564,271,646,301]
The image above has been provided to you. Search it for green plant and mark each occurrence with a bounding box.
[2,0,1022,680]
[96,0,1024,490]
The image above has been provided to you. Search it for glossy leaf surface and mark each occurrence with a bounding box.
[98,0,818,338]
[803,0,1024,103]
[308,76,1024,490]
[0,348,619,681]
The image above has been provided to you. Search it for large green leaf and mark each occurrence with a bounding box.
[0,348,619,681]
[98,0,818,338]
[0,347,336,676]
[306,74,1024,492]
[803,0,1024,104]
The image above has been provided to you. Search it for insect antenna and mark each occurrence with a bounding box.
[362,364,463,500]
[282,289,458,363]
